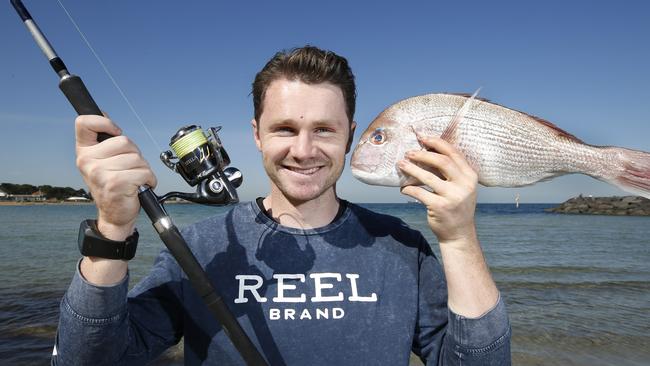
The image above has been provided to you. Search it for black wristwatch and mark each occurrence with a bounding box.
[78,219,139,260]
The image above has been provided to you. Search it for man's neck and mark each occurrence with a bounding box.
[262,187,340,229]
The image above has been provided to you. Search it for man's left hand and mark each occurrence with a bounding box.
[399,135,500,317]
[398,135,479,247]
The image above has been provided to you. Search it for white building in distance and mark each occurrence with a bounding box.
[65,196,90,202]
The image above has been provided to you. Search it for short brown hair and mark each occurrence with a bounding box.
[252,46,356,124]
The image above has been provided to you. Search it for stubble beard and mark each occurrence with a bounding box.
[264,157,345,205]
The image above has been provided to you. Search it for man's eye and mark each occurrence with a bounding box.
[275,127,294,133]
[315,127,333,133]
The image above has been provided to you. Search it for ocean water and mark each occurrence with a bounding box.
[0,203,648,365]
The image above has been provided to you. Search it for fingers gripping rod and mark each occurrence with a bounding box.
[10,1,268,364]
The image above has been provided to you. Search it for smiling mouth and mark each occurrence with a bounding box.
[283,166,322,175]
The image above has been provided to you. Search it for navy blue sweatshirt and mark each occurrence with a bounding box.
[53,202,511,365]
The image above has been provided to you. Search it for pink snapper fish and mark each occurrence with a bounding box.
[350,92,650,199]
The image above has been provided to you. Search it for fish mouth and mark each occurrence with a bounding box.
[350,167,377,185]
[351,165,408,187]
[350,166,394,186]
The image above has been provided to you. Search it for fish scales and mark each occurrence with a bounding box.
[411,104,577,186]
[350,93,650,199]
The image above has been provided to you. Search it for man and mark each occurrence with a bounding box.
[53,46,510,365]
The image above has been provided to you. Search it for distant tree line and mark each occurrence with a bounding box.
[0,183,90,200]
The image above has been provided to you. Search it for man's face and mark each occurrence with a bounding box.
[253,79,355,203]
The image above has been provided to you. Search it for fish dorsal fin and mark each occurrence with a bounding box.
[440,88,480,145]
[447,92,492,104]
[445,92,583,144]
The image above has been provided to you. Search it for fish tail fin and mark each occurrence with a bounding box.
[602,147,650,199]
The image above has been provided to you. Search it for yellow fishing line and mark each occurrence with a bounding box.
[171,129,208,158]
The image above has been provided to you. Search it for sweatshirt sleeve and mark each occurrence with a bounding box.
[52,248,185,366]
[412,237,511,366]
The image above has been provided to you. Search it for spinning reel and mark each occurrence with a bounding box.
[159,125,243,205]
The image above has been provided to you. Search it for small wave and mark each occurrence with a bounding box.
[5,324,57,338]
[498,280,650,291]
[492,265,641,275]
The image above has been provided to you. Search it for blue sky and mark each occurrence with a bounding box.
[1,0,649,203]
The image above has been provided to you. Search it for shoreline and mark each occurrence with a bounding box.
[0,201,554,207]
[0,201,94,206]
[0,200,195,206]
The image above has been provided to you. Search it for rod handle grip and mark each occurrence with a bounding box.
[59,74,112,142]
[11,0,33,21]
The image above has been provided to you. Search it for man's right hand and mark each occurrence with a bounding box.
[75,115,157,285]
[75,114,157,241]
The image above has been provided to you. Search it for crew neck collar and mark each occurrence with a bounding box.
[250,198,351,235]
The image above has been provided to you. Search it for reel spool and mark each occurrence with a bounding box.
[160,125,242,204]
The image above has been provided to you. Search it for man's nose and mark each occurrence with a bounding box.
[291,131,317,160]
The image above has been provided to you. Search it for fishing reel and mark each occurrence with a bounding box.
[159,125,242,205]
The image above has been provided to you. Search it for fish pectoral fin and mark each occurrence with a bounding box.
[440,87,481,145]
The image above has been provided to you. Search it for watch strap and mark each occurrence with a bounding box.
[78,219,139,260]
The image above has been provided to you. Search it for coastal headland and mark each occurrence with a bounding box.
[545,195,650,216]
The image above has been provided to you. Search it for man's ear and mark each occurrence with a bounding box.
[346,121,357,153]
[251,119,262,151]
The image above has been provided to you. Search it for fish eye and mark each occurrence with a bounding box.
[369,129,386,145]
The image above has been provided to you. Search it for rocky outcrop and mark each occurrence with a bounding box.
[545,195,650,216]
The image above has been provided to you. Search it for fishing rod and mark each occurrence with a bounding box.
[10,1,268,365]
